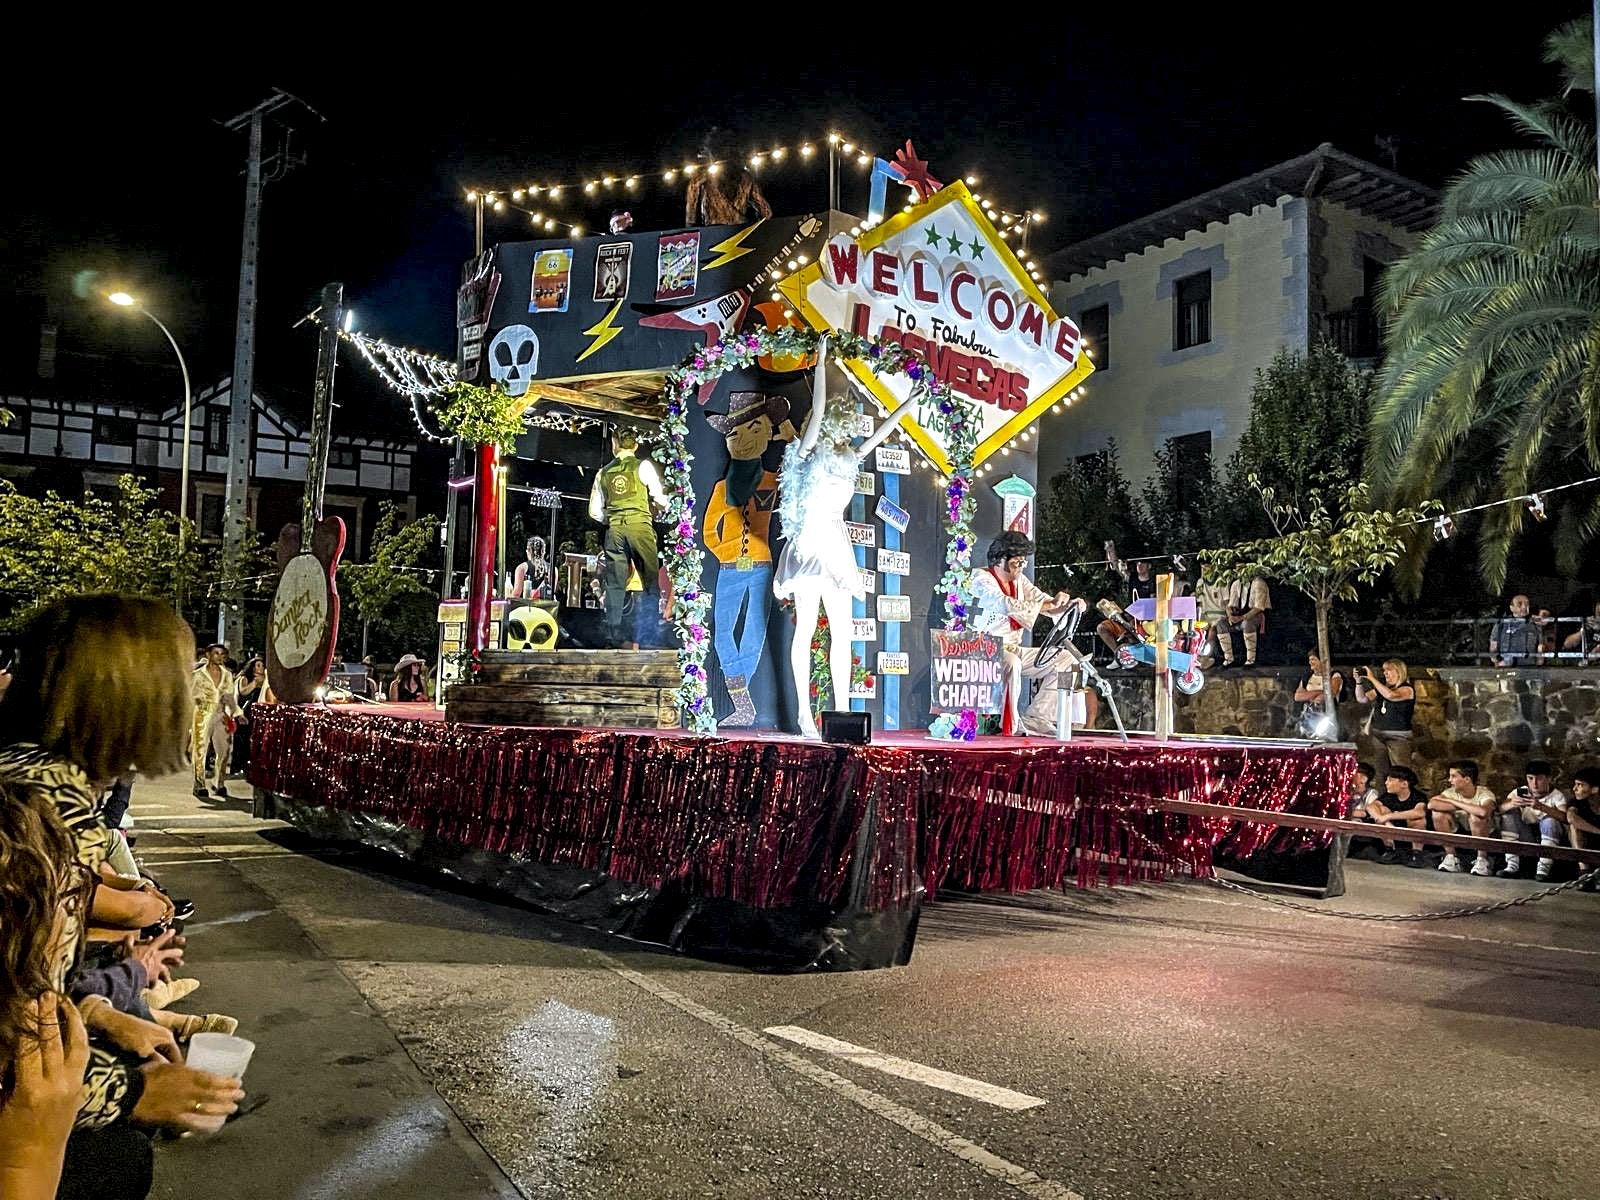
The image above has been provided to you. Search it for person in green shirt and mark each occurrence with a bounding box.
[588,427,667,649]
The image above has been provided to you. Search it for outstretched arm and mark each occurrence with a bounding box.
[856,397,913,461]
[800,336,830,456]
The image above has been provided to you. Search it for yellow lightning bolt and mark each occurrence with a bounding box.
[577,300,626,362]
[702,218,767,271]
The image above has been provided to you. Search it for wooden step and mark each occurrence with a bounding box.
[476,649,678,666]
[447,683,671,707]
[447,700,679,729]
[473,658,681,687]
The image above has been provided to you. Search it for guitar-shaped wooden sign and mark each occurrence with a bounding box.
[265,281,347,705]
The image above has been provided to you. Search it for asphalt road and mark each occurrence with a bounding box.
[129,773,1600,1200]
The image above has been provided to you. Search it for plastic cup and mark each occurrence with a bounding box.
[185,1033,255,1079]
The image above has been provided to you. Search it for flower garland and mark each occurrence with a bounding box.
[661,325,979,734]
[430,381,527,448]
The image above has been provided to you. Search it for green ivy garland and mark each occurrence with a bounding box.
[430,381,527,448]
[661,325,979,733]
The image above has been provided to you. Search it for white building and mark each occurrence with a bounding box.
[0,376,417,554]
[1040,144,1436,492]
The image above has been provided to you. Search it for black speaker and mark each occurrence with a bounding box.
[821,710,872,744]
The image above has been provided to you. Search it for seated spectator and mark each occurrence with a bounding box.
[1566,766,1600,891]
[1353,659,1416,775]
[1427,759,1499,875]
[388,653,429,702]
[358,654,381,699]
[1293,649,1345,740]
[1217,574,1271,668]
[1489,594,1540,666]
[1496,758,1567,880]
[1345,762,1383,858]
[0,594,245,1166]
[1363,765,1429,866]
[1560,602,1600,662]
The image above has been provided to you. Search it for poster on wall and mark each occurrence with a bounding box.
[529,249,573,314]
[456,251,501,382]
[655,232,701,301]
[593,243,633,303]
[929,629,1004,714]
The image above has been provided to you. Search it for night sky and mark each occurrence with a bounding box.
[2,12,1580,435]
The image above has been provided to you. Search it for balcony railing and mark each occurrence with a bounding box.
[1324,304,1381,360]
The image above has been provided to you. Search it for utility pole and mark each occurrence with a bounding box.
[220,90,321,651]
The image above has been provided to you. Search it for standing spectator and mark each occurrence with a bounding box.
[1488,594,1540,666]
[1496,759,1567,880]
[191,643,239,800]
[1365,765,1429,866]
[388,653,428,702]
[1565,766,1600,891]
[231,658,266,776]
[1427,760,1499,875]
[1560,601,1600,662]
[1353,659,1416,775]
[1293,648,1345,740]
[1217,574,1271,667]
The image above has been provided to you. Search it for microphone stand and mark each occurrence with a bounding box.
[1055,640,1131,742]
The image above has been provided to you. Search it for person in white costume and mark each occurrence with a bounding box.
[774,336,910,739]
[970,530,1094,735]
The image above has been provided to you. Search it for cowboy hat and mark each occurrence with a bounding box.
[394,653,424,671]
[706,391,790,435]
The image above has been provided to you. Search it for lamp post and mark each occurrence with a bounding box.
[107,292,193,565]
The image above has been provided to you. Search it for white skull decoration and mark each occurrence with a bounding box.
[487,325,539,397]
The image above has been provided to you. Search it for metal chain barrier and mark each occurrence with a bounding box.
[1209,867,1600,921]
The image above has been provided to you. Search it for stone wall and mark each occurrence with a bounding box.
[1099,667,1600,795]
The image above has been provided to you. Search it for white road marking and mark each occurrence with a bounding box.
[763,1025,1045,1111]
[604,961,1082,1200]
[126,813,254,822]
[183,908,272,930]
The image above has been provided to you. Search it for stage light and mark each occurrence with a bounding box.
[1527,493,1548,521]
[1433,514,1455,542]
[342,308,355,333]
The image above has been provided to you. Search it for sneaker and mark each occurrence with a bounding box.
[170,897,196,922]
[192,784,208,799]
[1470,856,1493,877]
[1405,851,1431,869]
[1438,854,1463,873]
[1535,862,1553,881]
[1499,855,1522,877]
[211,786,230,799]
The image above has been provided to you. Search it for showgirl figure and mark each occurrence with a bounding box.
[774,338,909,738]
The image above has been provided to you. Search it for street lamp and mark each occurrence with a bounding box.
[107,292,193,563]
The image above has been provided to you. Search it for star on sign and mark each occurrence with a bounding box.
[944,231,963,254]
[968,239,985,260]
[924,224,942,247]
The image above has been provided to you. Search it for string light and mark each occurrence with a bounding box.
[462,128,1039,229]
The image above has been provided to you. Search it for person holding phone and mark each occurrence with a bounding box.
[1354,658,1416,775]
[1495,759,1567,880]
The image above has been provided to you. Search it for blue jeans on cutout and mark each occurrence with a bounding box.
[713,562,772,683]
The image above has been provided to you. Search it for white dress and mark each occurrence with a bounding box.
[772,443,864,600]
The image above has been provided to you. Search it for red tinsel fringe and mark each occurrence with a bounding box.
[249,708,1352,914]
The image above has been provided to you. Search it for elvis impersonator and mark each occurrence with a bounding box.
[969,530,1097,736]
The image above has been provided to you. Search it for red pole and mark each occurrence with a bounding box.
[466,441,500,653]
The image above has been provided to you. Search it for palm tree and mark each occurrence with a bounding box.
[1367,20,1598,589]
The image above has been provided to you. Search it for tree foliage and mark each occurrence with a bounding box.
[1143,434,1224,554]
[337,502,440,640]
[1034,440,1149,593]
[1366,28,1599,590]
[1227,341,1372,532]
[0,476,203,631]
[1200,479,1441,718]
[430,381,527,448]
